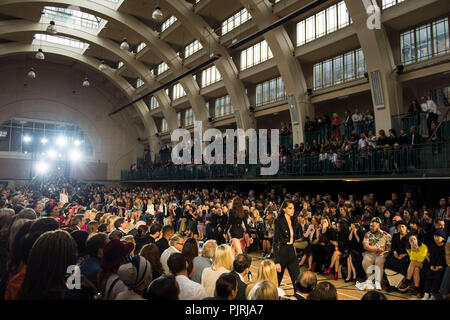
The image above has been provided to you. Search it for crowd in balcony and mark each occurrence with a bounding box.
[128,96,447,177]
[0,175,449,300]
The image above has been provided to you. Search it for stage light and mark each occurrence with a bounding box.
[47,21,57,34]
[69,150,82,161]
[36,162,48,174]
[74,139,81,146]
[23,135,32,143]
[41,137,48,144]
[152,5,163,22]
[47,149,57,159]
[120,38,130,51]
[56,136,67,147]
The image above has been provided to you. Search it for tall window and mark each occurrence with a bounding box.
[185,109,194,126]
[313,48,366,90]
[157,62,169,75]
[162,16,177,32]
[201,65,222,87]
[256,76,286,106]
[215,95,233,118]
[172,83,186,100]
[297,1,351,47]
[150,96,159,110]
[382,0,405,10]
[221,8,251,36]
[42,6,105,30]
[185,40,203,58]
[34,34,88,50]
[400,17,449,65]
[136,42,147,53]
[240,40,273,71]
[136,78,144,88]
[161,119,168,132]
[0,119,93,156]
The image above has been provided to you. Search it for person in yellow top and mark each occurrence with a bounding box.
[398,235,429,297]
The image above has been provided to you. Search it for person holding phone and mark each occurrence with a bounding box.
[398,234,429,297]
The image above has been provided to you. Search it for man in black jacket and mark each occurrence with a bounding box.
[228,254,252,300]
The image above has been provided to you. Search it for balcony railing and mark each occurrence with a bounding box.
[304,121,375,145]
[122,142,449,180]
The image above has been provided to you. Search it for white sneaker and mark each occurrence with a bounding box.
[366,280,374,290]
[422,293,430,300]
[375,281,382,290]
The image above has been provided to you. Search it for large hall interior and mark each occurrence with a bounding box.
[0,0,449,304]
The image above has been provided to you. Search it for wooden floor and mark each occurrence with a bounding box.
[248,252,413,300]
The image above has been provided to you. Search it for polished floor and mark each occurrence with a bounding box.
[248,252,414,300]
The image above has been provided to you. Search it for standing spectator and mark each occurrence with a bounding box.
[420,95,439,136]
[343,110,353,138]
[361,217,391,290]
[352,108,363,135]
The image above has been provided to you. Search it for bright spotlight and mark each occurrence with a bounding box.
[36,162,48,174]
[74,139,81,146]
[56,136,67,147]
[23,136,32,143]
[41,137,48,144]
[47,149,57,159]
[69,150,82,161]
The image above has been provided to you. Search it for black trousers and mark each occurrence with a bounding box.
[424,268,445,294]
[277,245,299,291]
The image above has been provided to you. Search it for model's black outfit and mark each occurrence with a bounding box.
[384,232,410,276]
[225,210,249,239]
[273,214,299,289]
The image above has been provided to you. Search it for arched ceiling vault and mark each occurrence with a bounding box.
[0,42,158,140]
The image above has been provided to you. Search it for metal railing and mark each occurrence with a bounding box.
[304,121,375,145]
[122,142,449,180]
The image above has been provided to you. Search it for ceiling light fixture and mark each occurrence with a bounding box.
[99,60,107,71]
[120,38,130,51]
[27,67,36,79]
[152,5,163,22]
[35,48,45,60]
[82,77,90,87]
[46,20,57,34]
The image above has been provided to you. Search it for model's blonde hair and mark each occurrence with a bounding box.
[212,244,233,271]
[249,280,279,300]
[256,259,278,287]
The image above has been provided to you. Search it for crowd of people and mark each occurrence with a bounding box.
[0,175,449,300]
[128,97,447,177]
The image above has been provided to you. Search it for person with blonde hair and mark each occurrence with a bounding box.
[201,244,234,297]
[248,280,279,300]
[247,259,285,297]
